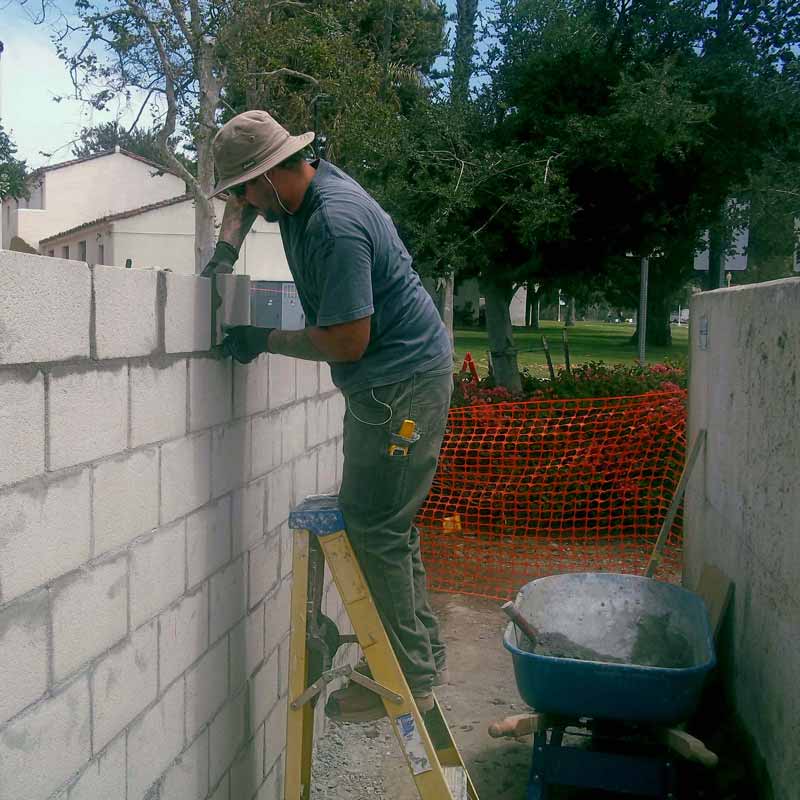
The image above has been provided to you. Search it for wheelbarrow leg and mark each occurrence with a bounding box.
[527,729,550,800]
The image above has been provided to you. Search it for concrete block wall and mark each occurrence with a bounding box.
[0,251,349,800]
[685,277,800,800]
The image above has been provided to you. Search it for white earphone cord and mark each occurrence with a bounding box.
[346,391,393,426]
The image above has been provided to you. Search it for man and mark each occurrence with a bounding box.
[205,110,453,722]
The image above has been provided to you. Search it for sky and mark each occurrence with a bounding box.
[0,0,482,169]
[1,3,157,167]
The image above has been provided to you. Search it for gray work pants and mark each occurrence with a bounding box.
[338,367,452,694]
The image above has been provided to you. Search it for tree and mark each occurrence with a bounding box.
[0,126,28,200]
[48,0,224,270]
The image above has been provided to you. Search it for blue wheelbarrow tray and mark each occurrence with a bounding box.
[503,572,716,726]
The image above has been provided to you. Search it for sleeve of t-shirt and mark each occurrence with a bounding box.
[310,227,375,327]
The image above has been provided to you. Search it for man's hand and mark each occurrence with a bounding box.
[220,325,274,364]
[201,241,238,278]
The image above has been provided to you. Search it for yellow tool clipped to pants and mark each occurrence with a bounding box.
[284,495,479,800]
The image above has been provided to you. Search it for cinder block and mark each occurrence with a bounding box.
[93,448,159,556]
[161,729,209,800]
[278,638,290,699]
[279,524,292,580]
[0,250,90,365]
[233,357,268,419]
[48,365,128,470]
[215,274,251,345]
[130,521,185,628]
[255,764,279,800]
[0,468,90,603]
[268,355,296,410]
[251,412,281,478]
[305,398,328,450]
[51,555,127,681]
[230,725,264,800]
[326,393,346,439]
[160,432,211,523]
[212,419,251,498]
[126,678,185,800]
[0,589,48,725]
[248,536,280,610]
[93,265,157,358]
[280,403,306,463]
[0,368,44,488]
[293,451,318,506]
[186,496,231,588]
[249,650,279,733]
[185,638,228,741]
[230,604,264,693]
[164,272,212,354]
[92,622,157,752]
[189,357,232,431]
[295,361,319,400]
[130,358,187,447]
[264,580,291,659]
[68,735,126,800]
[210,775,230,800]
[209,558,246,642]
[0,676,90,799]
[232,477,266,555]
[317,441,338,494]
[265,465,292,533]
[263,698,287,775]
[319,364,337,394]
[209,690,246,786]
[159,585,208,689]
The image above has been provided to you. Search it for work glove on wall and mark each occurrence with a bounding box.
[221,325,274,364]
[201,241,238,277]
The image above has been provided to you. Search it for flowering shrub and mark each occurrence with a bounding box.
[451,359,687,407]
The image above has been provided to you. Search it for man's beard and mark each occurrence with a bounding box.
[260,208,280,223]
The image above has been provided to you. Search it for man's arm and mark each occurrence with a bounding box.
[219,194,259,250]
[268,317,370,362]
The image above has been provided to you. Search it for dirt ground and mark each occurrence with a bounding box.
[310,593,750,800]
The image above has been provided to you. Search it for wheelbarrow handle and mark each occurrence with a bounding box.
[501,601,540,646]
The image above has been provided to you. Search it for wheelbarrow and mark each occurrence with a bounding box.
[502,572,717,799]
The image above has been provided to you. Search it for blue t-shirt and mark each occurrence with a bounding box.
[278,160,452,393]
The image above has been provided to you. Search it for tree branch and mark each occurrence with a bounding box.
[248,67,319,85]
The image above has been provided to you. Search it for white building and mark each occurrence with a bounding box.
[38,193,291,280]
[2,146,291,280]
[2,148,185,252]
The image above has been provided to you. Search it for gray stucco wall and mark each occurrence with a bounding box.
[684,277,800,800]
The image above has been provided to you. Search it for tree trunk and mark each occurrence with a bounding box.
[631,290,672,347]
[439,273,455,356]
[194,37,222,272]
[452,0,479,105]
[564,295,576,327]
[481,278,522,392]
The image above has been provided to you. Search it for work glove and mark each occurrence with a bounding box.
[201,241,238,278]
[221,325,274,364]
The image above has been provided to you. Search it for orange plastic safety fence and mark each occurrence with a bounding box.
[418,391,687,600]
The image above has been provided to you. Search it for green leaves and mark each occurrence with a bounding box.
[0,126,28,201]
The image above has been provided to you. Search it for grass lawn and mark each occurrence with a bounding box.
[454,320,689,377]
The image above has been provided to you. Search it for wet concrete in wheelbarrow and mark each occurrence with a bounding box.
[311,593,750,799]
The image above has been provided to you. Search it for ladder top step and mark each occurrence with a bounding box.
[289,495,346,536]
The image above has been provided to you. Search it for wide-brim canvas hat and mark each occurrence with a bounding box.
[209,110,315,198]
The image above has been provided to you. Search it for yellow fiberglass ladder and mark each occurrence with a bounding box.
[284,495,479,800]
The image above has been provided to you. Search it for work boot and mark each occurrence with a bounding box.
[355,659,449,688]
[325,681,386,723]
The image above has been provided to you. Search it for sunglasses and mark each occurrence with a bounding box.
[230,174,266,198]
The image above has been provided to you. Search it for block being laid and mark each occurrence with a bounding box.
[215,274,251,346]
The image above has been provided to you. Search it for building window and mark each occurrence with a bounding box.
[98,244,105,265]
[61,246,70,259]
[48,250,54,258]
[78,241,87,261]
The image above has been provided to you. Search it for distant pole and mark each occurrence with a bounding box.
[638,256,649,367]
[557,288,562,323]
